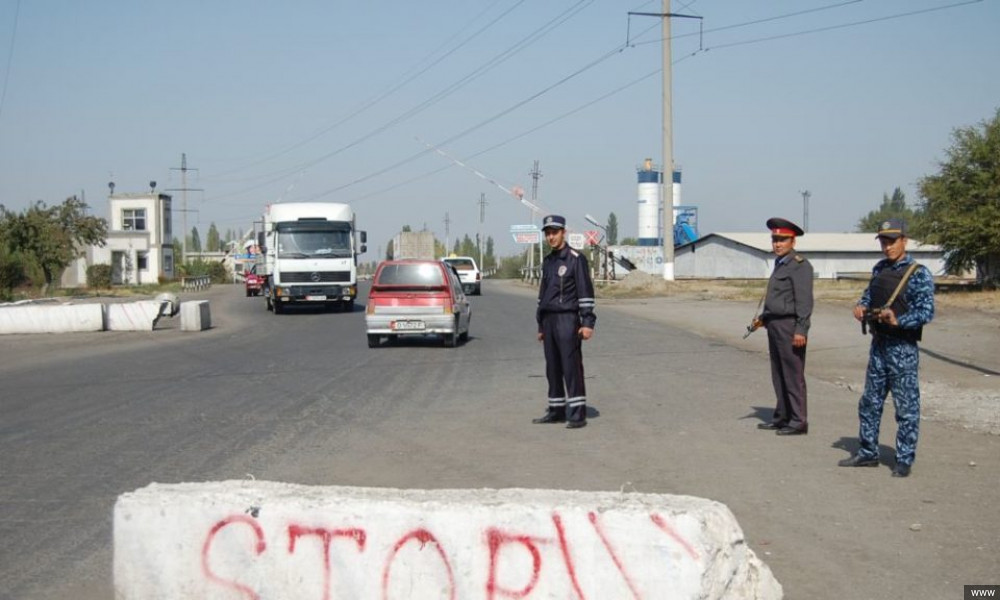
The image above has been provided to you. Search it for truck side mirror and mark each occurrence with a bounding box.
[360,231,367,244]
[360,244,367,254]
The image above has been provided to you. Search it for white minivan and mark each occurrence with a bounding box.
[442,256,481,295]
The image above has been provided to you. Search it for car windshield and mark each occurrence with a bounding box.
[444,259,476,270]
[375,263,445,287]
[276,227,352,259]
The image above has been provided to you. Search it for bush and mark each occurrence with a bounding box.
[207,261,229,284]
[0,249,28,300]
[86,264,112,289]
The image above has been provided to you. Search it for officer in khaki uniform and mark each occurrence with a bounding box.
[756,217,814,435]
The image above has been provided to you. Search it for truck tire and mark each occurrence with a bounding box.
[367,334,380,348]
[273,299,284,314]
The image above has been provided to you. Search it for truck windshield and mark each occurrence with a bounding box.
[275,224,352,259]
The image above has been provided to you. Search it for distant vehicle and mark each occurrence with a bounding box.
[441,255,482,295]
[391,230,436,260]
[259,202,366,314]
[365,260,472,348]
[243,264,264,297]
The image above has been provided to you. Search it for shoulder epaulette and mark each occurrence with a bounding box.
[569,249,579,258]
[794,255,804,263]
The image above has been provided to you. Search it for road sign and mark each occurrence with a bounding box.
[509,224,539,233]
[512,231,541,244]
[585,230,601,245]
[568,233,586,249]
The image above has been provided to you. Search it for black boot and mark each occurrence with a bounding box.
[532,411,565,424]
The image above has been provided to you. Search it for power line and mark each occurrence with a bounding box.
[704,0,983,51]
[0,0,21,125]
[204,0,523,181]
[199,0,595,204]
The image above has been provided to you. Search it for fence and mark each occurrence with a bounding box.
[180,275,212,291]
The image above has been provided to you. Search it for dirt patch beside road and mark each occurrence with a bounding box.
[594,273,1000,435]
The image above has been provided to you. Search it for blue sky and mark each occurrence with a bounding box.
[0,0,997,255]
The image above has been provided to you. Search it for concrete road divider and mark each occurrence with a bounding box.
[181,300,211,331]
[114,481,782,599]
[106,300,169,331]
[0,303,104,334]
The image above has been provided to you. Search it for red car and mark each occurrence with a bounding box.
[365,260,472,348]
[244,265,264,297]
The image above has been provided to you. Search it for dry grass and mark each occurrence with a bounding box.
[596,272,1000,313]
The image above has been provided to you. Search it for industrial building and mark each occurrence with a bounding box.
[674,232,948,279]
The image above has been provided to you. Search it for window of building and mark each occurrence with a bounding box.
[162,202,171,236]
[137,252,148,271]
[122,208,146,231]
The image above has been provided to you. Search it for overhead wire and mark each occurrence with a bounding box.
[334,0,983,208]
[0,0,21,125]
[704,0,984,51]
[204,0,520,181]
[216,0,983,212]
[203,0,595,205]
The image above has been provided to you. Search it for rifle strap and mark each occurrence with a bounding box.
[881,262,920,309]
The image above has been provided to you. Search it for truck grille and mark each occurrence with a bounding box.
[281,271,351,283]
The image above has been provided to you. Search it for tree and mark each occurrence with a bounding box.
[856,187,915,233]
[0,196,107,295]
[916,108,1000,283]
[189,227,202,252]
[620,236,638,246]
[206,223,221,252]
[606,212,619,245]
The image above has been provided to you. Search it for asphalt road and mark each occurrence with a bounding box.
[1,280,997,599]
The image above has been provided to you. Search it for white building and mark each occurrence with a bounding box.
[673,233,950,279]
[61,191,175,287]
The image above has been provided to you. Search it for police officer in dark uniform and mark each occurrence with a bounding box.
[532,214,596,429]
[839,218,934,477]
[756,217,814,435]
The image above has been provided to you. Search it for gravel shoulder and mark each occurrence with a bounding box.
[590,276,1000,435]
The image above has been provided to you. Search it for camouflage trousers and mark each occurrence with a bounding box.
[856,336,921,466]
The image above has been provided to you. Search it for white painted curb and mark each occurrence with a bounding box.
[0,303,104,334]
[114,481,782,599]
[106,300,166,331]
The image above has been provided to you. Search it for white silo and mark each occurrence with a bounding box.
[636,158,661,246]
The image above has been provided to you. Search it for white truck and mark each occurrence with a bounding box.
[259,202,366,314]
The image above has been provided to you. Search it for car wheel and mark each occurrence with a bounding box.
[367,334,380,348]
[245,289,251,297]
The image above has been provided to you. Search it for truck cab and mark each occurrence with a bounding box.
[259,202,366,313]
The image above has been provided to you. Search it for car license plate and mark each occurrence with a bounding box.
[305,295,327,301]
[392,320,425,331]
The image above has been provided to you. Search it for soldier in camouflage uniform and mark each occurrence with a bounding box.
[839,219,935,478]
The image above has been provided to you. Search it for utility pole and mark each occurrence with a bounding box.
[530,160,543,268]
[800,190,811,232]
[444,212,451,255]
[630,3,701,281]
[478,192,488,268]
[661,0,674,281]
[165,153,203,266]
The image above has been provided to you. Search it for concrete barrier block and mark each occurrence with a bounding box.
[106,301,165,331]
[114,481,782,599]
[181,300,211,331]
[0,304,104,334]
